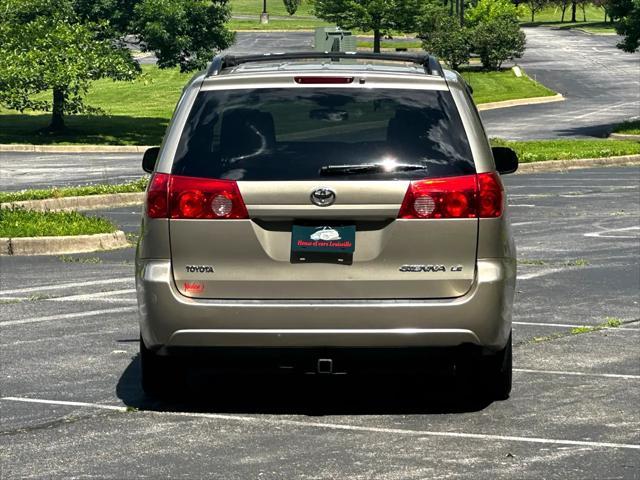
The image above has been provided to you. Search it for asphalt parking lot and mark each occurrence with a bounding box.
[1,166,639,479]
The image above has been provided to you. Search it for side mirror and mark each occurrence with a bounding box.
[492,146,518,175]
[142,147,160,173]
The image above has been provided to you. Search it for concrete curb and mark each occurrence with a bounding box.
[0,144,152,153]
[477,93,564,111]
[610,133,640,141]
[0,230,129,256]
[1,192,145,212]
[515,154,640,174]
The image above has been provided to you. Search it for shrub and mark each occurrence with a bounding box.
[418,3,471,70]
[283,0,301,15]
[472,16,526,70]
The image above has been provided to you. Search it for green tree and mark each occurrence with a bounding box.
[0,0,234,132]
[312,0,421,52]
[283,0,302,15]
[609,0,640,52]
[0,0,139,132]
[135,0,234,71]
[472,15,526,69]
[418,3,471,69]
[465,0,521,27]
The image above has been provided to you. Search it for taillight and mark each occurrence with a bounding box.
[169,175,248,219]
[397,173,504,219]
[146,173,170,218]
[476,172,504,218]
[398,175,478,219]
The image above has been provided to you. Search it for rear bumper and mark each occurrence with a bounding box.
[136,258,515,352]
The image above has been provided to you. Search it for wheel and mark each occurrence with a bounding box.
[456,331,512,401]
[140,335,182,397]
[478,333,513,400]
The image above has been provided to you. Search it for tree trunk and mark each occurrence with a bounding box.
[571,1,577,22]
[531,8,535,22]
[49,87,66,132]
[460,0,465,26]
[561,2,567,22]
[373,29,381,53]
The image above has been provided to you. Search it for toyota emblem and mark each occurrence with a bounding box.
[310,187,336,207]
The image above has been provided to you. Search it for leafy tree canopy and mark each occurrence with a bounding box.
[312,0,422,52]
[0,0,139,131]
[609,0,640,52]
[0,0,234,131]
[135,0,235,72]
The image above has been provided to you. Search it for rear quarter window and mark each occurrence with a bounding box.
[172,88,475,181]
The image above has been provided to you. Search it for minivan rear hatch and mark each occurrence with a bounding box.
[166,84,482,300]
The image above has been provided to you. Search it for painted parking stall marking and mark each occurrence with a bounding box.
[2,396,639,451]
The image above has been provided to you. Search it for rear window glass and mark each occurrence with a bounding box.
[172,88,474,181]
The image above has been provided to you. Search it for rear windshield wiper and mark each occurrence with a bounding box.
[319,163,427,176]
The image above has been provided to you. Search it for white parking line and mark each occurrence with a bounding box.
[585,226,640,239]
[517,268,567,280]
[514,369,640,380]
[0,278,133,296]
[513,321,638,331]
[511,221,546,227]
[48,289,136,302]
[2,396,638,450]
[0,307,137,326]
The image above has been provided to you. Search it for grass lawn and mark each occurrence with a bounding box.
[1,66,554,146]
[356,40,422,49]
[463,69,556,104]
[229,18,330,30]
[0,178,148,204]
[491,138,640,163]
[519,3,616,34]
[230,0,316,17]
[0,65,191,145]
[613,120,640,135]
[0,209,116,237]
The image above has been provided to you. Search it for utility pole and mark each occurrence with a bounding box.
[261,0,269,24]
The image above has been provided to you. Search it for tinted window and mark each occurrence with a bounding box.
[172,88,474,181]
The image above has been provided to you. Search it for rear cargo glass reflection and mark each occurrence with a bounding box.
[172,88,475,181]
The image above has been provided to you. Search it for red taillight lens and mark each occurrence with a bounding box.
[146,173,170,218]
[398,175,478,219]
[169,175,248,219]
[477,172,504,218]
[398,173,504,219]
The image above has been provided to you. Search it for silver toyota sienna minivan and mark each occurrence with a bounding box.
[136,52,518,399]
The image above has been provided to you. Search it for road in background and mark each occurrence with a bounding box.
[0,152,143,191]
[1,167,639,479]
[481,27,640,139]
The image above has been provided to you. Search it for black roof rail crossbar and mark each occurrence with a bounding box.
[206,51,444,77]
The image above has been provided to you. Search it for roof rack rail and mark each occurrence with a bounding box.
[205,51,444,77]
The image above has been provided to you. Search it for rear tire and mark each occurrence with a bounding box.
[484,332,512,400]
[140,335,182,398]
[457,331,512,401]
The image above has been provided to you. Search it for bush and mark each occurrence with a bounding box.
[465,0,521,27]
[283,0,302,15]
[419,5,471,70]
[472,16,526,70]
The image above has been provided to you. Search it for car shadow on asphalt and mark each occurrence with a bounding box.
[116,355,494,416]
[553,121,622,138]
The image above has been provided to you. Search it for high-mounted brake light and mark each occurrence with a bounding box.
[145,174,248,219]
[294,76,354,84]
[398,173,503,219]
